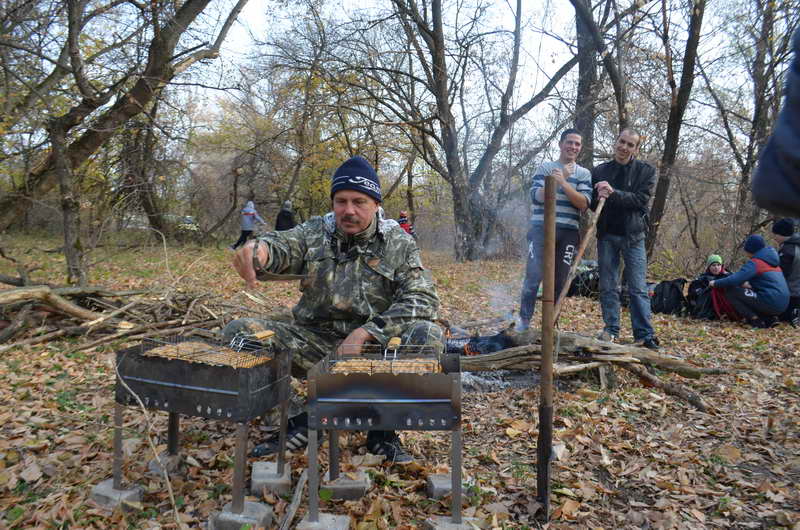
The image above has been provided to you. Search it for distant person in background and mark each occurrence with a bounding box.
[709,234,789,328]
[772,218,800,326]
[397,210,416,239]
[517,128,592,331]
[752,29,800,217]
[275,200,297,231]
[230,200,266,250]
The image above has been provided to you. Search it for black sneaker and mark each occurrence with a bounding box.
[367,433,414,465]
[635,337,660,351]
[251,413,317,457]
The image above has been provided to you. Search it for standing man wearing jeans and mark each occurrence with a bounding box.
[517,128,592,330]
[591,129,660,349]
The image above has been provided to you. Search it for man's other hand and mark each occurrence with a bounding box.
[595,180,614,199]
[232,240,268,290]
[336,327,375,356]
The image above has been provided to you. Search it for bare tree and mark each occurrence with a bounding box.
[645,0,707,257]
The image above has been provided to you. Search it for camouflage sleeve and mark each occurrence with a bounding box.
[361,246,440,343]
[255,221,314,277]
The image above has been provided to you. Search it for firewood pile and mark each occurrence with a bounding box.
[0,283,232,355]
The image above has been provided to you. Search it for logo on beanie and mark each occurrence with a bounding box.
[334,175,381,195]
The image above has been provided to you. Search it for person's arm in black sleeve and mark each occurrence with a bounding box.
[589,166,603,211]
[780,245,796,279]
[752,28,800,216]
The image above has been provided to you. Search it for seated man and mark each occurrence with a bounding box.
[772,218,800,326]
[709,235,789,328]
[228,155,442,464]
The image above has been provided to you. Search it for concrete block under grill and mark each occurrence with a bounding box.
[322,468,371,500]
[297,512,352,530]
[427,473,454,499]
[423,515,481,529]
[251,460,292,496]
[89,479,143,511]
[208,500,273,530]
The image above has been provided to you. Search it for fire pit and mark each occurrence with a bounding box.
[109,332,291,522]
[305,341,464,524]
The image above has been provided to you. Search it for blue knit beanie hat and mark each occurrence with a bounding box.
[331,156,381,202]
[743,234,766,253]
[772,218,795,237]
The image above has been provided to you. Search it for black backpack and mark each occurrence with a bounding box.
[568,264,600,298]
[651,278,688,315]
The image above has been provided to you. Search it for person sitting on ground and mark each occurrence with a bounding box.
[230,200,266,250]
[708,235,789,328]
[686,255,730,319]
[228,155,442,464]
[772,218,800,327]
[275,200,297,231]
[397,210,417,239]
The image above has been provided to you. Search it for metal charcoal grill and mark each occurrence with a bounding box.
[111,332,291,516]
[306,342,464,524]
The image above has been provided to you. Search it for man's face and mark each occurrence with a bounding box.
[774,234,788,245]
[559,133,582,163]
[333,189,379,235]
[614,130,640,164]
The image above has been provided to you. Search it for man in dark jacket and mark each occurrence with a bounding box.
[752,29,800,216]
[710,234,790,328]
[772,218,800,326]
[275,200,297,231]
[590,129,659,349]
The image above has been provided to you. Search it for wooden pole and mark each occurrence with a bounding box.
[553,197,606,322]
[536,173,556,521]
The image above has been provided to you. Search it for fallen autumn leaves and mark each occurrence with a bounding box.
[1,243,799,529]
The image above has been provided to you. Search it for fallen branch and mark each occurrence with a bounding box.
[620,362,709,412]
[71,318,222,352]
[0,286,104,320]
[0,303,32,343]
[555,361,607,375]
[278,469,308,530]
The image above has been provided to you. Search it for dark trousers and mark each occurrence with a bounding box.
[780,296,800,322]
[723,286,782,321]
[519,225,580,322]
[231,230,253,249]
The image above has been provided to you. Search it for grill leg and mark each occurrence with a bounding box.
[113,403,123,490]
[451,427,462,524]
[231,422,247,514]
[329,430,339,481]
[276,403,288,476]
[167,412,179,456]
[308,428,319,522]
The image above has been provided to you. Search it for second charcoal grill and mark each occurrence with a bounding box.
[306,341,464,524]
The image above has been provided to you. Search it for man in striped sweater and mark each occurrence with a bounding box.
[517,128,592,330]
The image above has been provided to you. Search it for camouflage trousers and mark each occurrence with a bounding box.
[221,318,444,419]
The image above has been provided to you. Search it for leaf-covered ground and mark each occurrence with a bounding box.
[1,238,799,529]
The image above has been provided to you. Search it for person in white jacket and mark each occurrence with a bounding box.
[230,200,266,250]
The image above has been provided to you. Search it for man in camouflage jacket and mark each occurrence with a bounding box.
[228,155,442,463]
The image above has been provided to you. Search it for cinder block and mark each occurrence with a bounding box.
[423,515,481,529]
[146,453,181,477]
[89,479,143,511]
[322,468,371,500]
[296,512,352,530]
[426,473,454,499]
[208,500,273,530]
[251,460,292,496]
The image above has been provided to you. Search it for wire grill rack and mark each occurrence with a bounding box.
[140,331,273,369]
[326,341,442,375]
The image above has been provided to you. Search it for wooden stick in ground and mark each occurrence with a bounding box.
[553,197,606,323]
[536,173,556,521]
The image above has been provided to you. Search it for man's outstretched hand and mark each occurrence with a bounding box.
[232,240,269,290]
[336,327,375,356]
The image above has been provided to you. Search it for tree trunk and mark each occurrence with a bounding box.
[50,120,87,286]
[574,0,597,169]
[647,0,706,258]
